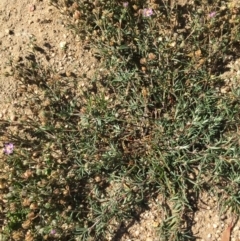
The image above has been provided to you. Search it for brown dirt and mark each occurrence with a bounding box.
[0,0,97,117]
[0,1,240,241]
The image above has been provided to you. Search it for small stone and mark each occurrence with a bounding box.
[194,216,199,222]
[29,4,35,12]
[75,35,80,42]
[223,86,231,93]
[14,55,22,62]
[152,221,159,227]
[169,41,176,47]
[9,112,16,121]
[94,176,101,183]
[213,224,218,229]
[65,71,72,77]
[220,215,226,220]
[29,203,38,210]
[5,29,13,35]
[59,41,67,49]
[134,230,139,236]
[233,226,239,231]
[207,234,211,239]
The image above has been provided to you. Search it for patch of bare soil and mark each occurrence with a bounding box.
[120,193,240,241]
[0,0,97,117]
[0,1,240,241]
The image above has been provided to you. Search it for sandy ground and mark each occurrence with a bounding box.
[0,0,240,240]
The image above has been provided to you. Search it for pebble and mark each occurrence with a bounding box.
[152,221,159,227]
[9,111,16,121]
[213,224,218,229]
[234,226,239,231]
[215,233,219,239]
[29,4,35,12]
[220,215,226,220]
[14,55,22,62]
[134,230,139,236]
[207,233,211,239]
[59,41,67,49]
[5,29,13,35]
[94,176,101,183]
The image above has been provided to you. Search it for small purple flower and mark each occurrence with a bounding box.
[209,11,216,18]
[123,2,128,8]
[50,229,56,235]
[142,8,154,17]
[4,143,14,155]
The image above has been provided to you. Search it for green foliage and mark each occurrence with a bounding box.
[1,0,240,240]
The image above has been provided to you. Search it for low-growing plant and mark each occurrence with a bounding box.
[1,0,240,240]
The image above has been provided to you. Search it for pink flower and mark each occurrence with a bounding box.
[142,8,153,17]
[209,11,216,18]
[50,229,56,235]
[123,2,128,8]
[4,143,14,155]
